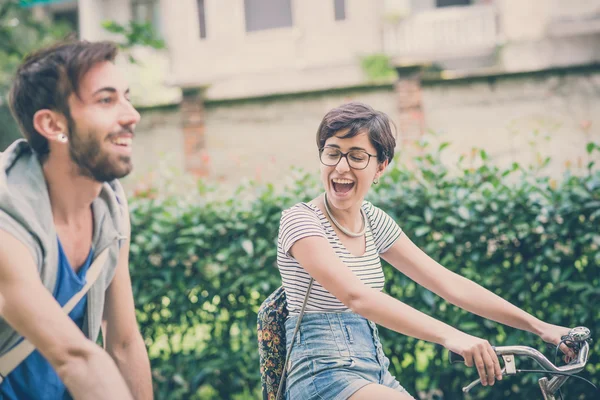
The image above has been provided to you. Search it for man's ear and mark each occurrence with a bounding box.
[32,109,68,143]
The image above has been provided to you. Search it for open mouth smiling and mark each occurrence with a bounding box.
[332,178,355,194]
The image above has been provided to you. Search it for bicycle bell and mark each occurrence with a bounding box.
[568,327,591,342]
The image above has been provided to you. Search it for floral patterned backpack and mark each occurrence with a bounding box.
[257,280,314,400]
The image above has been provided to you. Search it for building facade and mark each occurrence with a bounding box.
[22,0,600,189]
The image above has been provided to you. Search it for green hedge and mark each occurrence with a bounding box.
[129,143,600,400]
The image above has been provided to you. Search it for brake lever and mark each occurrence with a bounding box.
[461,353,516,393]
[462,367,507,393]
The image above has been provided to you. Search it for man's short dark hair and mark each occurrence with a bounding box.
[8,40,118,159]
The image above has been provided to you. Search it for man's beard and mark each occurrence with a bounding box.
[67,118,133,182]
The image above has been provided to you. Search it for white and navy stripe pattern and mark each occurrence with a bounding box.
[277,200,403,314]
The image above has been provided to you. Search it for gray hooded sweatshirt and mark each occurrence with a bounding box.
[0,139,127,357]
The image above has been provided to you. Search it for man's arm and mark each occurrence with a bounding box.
[0,229,133,400]
[102,207,153,400]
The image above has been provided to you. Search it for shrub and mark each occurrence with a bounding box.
[129,144,599,399]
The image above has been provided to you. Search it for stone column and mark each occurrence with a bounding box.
[394,63,425,143]
[181,87,209,177]
[77,0,105,40]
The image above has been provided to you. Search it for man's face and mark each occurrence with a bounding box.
[66,61,140,182]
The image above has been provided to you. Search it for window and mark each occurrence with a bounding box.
[197,0,207,39]
[334,0,345,20]
[131,0,162,37]
[436,0,471,7]
[244,0,293,32]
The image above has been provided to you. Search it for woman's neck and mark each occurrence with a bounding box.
[322,193,364,233]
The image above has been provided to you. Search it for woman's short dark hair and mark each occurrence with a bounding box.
[8,39,118,159]
[316,102,397,164]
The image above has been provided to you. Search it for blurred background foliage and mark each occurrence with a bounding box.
[0,0,72,149]
[0,0,73,96]
[128,141,600,399]
[0,0,163,149]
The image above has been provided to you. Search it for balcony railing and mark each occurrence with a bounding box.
[383,5,500,61]
[548,0,600,21]
[547,0,600,37]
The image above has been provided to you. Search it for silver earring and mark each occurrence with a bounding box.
[57,133,68,143]
[373,177,379,185]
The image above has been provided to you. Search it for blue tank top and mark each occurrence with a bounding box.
[0,238,94,400]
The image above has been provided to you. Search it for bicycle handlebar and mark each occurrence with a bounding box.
[449,341,590,373]
[449,327,592,396]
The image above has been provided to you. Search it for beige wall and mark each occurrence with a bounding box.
[73,0,600,107]
[77,0,180,108]
[421,73,600,175]
[202,90,397,184]
[498,0,600,71]
[121,107,185,192]
[126,71,600,193]
[78,0,131,40]
[165,0,386,98]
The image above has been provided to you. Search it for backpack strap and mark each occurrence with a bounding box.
[276,278,314,400]
[0,247,110,382]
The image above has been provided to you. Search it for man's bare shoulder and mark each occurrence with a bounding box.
[0,229,39,282]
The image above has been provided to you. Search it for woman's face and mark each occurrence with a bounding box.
[320,130,387,211]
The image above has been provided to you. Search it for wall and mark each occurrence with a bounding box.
[498,0,600,71]
[77,0,181,108]
[4,70,597,187]
[120,106,185,191]
[165,0,386,98]
[126,69,600,192]
[422,71,600,174]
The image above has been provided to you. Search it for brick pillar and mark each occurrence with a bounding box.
[394,64,425,143]
[181,87,209,177]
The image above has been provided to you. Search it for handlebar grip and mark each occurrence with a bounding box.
[450,346,500,365]
[449,351,465,364]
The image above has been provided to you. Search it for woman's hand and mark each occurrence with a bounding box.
[444,332,503,386]
[539,323,576,361]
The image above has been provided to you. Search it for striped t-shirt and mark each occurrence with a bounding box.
[277,200,403,314]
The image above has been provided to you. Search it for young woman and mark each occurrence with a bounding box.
[276,102,573,399]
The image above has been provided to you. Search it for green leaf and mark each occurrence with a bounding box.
[241,239,254,256]
[424,207,433,224]
[586,142,596,154]
[458,206,470,220]
[414,226,431,237]
[420,289,436,307]
[445,216,460,226]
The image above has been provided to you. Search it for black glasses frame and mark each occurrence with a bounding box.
[319,147,377,170]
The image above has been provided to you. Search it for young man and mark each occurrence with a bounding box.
[0,40,152,399]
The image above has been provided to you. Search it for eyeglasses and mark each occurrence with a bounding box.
[319,147,377,170]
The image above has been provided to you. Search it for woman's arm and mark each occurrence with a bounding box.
[290,236,504,386]
[380,234,572,353]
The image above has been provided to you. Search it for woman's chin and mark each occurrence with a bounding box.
[327,188,362,209]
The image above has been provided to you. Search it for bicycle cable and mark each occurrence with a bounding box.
[515,369,599,392]
[553,338,576,365]
[553,337,573,400]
